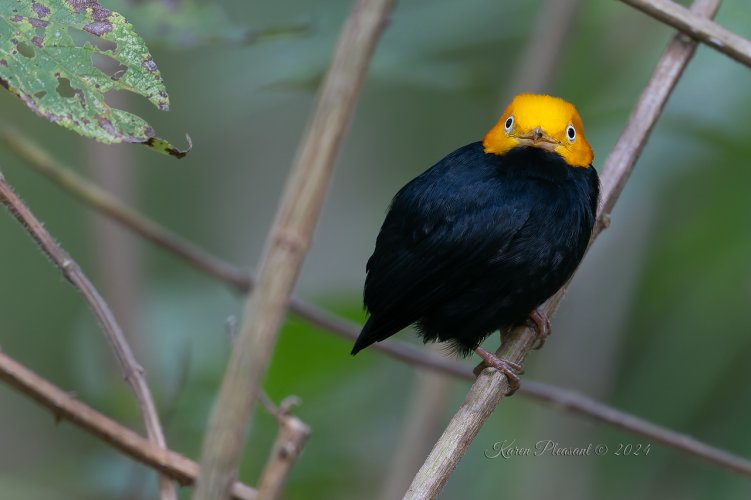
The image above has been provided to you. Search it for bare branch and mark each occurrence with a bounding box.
[0,350,257,500]
[599,0,724,231]
[405,0,724,497]
[404,327,536,499]
[5,127,751,479]
[257,402,311,500]
[193,0,396,498]
[0,168,175,495]
[0,127,250,292]
[356,338,751,478]
[621,0,751,69]
[520,381,751,477]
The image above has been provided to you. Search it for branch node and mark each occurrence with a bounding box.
[273,228,309,255]
[277,395,302,418]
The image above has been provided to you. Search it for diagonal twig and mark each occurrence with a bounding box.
[405,0,724,497]
[620,0,751,69]
[257,397,311,500]
[0,126,250,293]
[0,169,175,497]
[4,126,751,478]
[256,415,310,500]
[0,349,257,500]
[193,0,397,498]
[521,380,751,477]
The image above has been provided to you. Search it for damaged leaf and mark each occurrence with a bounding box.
[0,0,189,157]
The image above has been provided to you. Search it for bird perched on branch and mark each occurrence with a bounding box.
[352,94,599,392]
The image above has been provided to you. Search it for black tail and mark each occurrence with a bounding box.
[351,316,390,355]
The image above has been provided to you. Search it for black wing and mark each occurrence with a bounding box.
[352,143,534,353]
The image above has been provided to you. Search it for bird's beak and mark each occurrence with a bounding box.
[516,127,559,152]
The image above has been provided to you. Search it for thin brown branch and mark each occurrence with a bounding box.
[405,325,536,499]
[0,350,257,500]
[257,402,311,500]
[0,169,174,496]
[599,0,725,230]
[193,0,396,498]
[405,0,723,497]
[0,127,250,292]
[362,339,751,478]
[5,127,751,479]
[621,0,751,69]
[520,380,751,477]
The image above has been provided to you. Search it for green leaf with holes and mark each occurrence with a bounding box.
[0,0,189,157]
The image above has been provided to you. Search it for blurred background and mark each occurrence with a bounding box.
[1,0,750,498]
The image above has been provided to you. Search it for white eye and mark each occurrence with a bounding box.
[504,115,514,133]
[566,124,576,142]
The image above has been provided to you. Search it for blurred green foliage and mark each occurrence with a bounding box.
[1,0,750,499]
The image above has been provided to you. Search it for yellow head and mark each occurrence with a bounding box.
[483,94,593,168]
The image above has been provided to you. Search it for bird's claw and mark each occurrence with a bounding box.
[473,347,522,395]
[527,308,551,350]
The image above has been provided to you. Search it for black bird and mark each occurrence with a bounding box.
[352,94,599,391]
